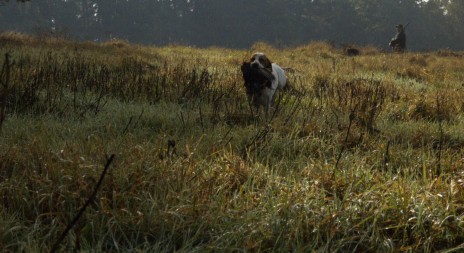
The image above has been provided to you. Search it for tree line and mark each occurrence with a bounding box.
[1,0,464,51]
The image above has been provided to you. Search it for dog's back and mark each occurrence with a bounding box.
[271,63,287,90]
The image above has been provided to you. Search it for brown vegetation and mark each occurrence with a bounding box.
[1,33,464,252]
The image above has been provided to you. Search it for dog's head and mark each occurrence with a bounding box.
[241,58,275,90]
[249,52,273,73]
[241,62,268,96]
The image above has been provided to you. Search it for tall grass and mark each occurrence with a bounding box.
[1,33,464,252]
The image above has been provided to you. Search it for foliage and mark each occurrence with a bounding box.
[2,0,464,50]
[1,34,464,252]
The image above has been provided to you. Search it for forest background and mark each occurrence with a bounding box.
[1,0,464,51]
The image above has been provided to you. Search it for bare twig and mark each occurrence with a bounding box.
[383,140,391,171]
[436,95,443,176]
[335,109,355,170]
[122,108,145,134]
[241,125,272,159]
[334,84,358,171]
[166,139,177,158]
[198,100,205,130]
[0,53,11,132]
[50,154,116,253]
[283,91,305,126]
[122,116,134,134]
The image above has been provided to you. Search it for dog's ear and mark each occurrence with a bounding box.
[241,61,250,71]
[260,55,273,73]
[241,62,252,80]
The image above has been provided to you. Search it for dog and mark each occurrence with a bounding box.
[345,48,360,56]
[241,52,288,117]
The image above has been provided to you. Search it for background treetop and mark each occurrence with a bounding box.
[1,0,463,50]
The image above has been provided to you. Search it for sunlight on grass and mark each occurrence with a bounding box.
[1,33,464,252]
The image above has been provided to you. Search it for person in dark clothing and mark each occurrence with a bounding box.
[389,24,407,53]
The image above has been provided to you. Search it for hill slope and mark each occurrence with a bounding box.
[1,34,464,252]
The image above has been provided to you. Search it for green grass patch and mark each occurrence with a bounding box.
[1,34,464,252]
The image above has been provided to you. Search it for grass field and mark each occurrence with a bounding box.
[1,32,464,252]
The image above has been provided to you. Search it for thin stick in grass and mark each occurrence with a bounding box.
[334,109,355,171]
[0,53,11,132]
[436,94,444,176]
[50,154,116,253]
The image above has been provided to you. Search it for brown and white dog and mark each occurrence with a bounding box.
[241,52,288,117]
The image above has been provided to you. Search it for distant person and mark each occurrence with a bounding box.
[389,24,407,53]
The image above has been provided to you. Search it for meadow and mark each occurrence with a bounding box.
[1,32,464,252]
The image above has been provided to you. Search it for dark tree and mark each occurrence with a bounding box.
[1,0,464,50]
